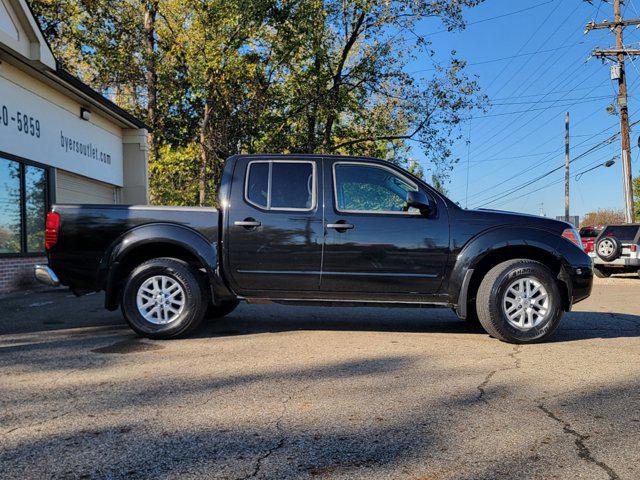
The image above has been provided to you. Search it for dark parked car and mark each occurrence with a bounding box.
[587,224,640,277]
[35,154,593,344]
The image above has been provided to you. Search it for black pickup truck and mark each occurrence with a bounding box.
[35,154,593,343]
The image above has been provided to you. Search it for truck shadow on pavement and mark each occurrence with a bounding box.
[1,288,640,343]
[198,304,640,343]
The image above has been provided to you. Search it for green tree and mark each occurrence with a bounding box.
[31,0,486,206]
[634,174,640,221]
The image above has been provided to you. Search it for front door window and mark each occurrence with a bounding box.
[333,163,419,214]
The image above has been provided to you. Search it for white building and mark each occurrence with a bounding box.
[0,0,149,292]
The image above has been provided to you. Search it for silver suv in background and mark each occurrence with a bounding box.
[589,224,640,278]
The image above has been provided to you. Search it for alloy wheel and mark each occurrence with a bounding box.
[502,277,550,331]
[136,275,186,325]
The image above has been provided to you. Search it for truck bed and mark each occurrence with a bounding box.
[49,204,219,291]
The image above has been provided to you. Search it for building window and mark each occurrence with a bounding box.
[0,158,22,253]
[0,155,49,256]
[25,166,47,252]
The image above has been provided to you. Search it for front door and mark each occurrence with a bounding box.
[226,157,323,294]
[320,160,450,300]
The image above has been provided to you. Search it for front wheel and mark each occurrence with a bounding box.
[476,259,563,344]
[121,257,208,339]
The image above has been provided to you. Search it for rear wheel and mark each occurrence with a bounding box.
[476,259,563,344]
[121,257,208,339]
[593,266,612,278]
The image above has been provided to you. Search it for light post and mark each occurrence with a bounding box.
[574,158,616,182]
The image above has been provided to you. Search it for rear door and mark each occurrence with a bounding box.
[320,159,450,299]
[225,157,324,294]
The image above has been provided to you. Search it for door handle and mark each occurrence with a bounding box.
[326,222,354,230]
[235,218,261,229]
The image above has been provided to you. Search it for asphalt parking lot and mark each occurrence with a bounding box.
[1,276,640,480]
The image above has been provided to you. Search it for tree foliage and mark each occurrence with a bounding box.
[580,209,626,227]
[31,0,486,205]
[634,174,640,221]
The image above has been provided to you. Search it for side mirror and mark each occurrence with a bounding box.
[406,190,433,216]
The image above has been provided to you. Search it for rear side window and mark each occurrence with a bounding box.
[246,162,269,208]
[245,161,315,211]
[602,225,639,241]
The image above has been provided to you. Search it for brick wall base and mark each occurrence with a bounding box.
[0,257,47,293]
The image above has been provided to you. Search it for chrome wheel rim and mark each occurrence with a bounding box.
[136,275,185,325]
[502,277,550,331]
[598,239,614,257]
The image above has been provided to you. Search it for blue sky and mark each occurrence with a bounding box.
[407,0,640,219]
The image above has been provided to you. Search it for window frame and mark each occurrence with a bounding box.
[0,151,52,258]
[244,159,317,212]
[332,161,421,216]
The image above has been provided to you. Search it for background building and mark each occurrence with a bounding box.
[0,0,149,292]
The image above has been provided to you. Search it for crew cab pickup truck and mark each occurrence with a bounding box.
[35,154,593,344]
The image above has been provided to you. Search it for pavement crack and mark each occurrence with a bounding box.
[238,385,310,480]
[508,344,522,369]
[476,370,497,403]
[477,345,521,403]
[538,404,620,480]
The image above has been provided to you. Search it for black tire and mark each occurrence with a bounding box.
[121,257,208,339]
[206,299,240,319]
[596,236,621,262]
[593,266,612,278]
[476,259,563,344]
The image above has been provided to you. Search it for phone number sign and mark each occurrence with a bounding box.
[0,75,123,186]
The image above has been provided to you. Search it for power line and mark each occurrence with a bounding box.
[428,1,557,36]
[466,76,607,180]
[481,0,564,95]
[490,84,614,101]
[409,43,585,74]
[489,1,583,100]
[466,55,594,155]
[470,124,636,208]
[489,154,624,209]
[462,1,600,153]
[468,122,621,205]
[491,94,610,106]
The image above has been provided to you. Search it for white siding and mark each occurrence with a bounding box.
[55,170,117,204]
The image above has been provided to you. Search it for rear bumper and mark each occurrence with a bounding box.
[34,265,60,287]
[589,254,640,267]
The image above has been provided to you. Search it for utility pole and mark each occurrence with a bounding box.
[586,0,640,223]
[565,112,570,222]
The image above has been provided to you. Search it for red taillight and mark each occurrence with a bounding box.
[562,228,581,247]
[45,212,60,250]
[581,240,593,253]
[631,245,637,252]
